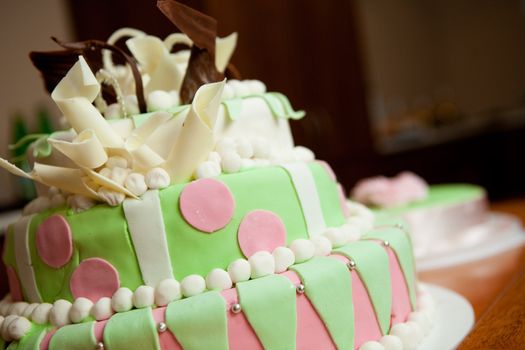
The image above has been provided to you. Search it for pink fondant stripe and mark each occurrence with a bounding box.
[221,288,264,350]
[384,246,412,325]
[329,254,383,349]
[281,270,337,350]
[152,307,183,349]
[39,330,56,350]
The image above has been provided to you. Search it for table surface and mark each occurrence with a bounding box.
[418,198,525,348]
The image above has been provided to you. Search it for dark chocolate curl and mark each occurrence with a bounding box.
[51,37,147,113]
[180,46,224,104]
[157,0,217,55]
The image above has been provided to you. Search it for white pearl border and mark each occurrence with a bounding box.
[0,201,375,341]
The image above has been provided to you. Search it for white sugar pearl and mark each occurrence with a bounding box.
[228,80,250,97]
[359,341,385,350]
[196,161,221,179]
[181,275,206,297]
[23,196,51,215]
[346,216,373,234]
[222,83,235,100]
[272,247,295,273]
[68,195,96,213]
[145,168,170,189]
[227,259,251,283]
[406,321,424,345]
[49,299,72,327]
[125,173,148,196]
[251,138,271,159]
[207,151,221,164]
[148,90,174,111]
[289,239,315,263]
[379,335,403,350]
[408,311,431,334]
[50,193,66,208]
[31,303,53,324]
[21,303,39,319]
[310,235,332,256]
[339,224,361,243]
[111,288,134,312]
[98,188,125,207]
[106,156,128,169]
[215,138,236,155]
[323,227,347,248]
[206,269,233,291]
[132,286,155,308]
[8,302,28,316]
[246,80,266,94]
[390,323,417,350]
[249,251,275,278]
[8,316,31,340]
[91,297,114,321]
[236,138,254,159]
[1,315,18,341]
[221,152,242,173]
[110,167,129,186]
[47,186,60,197]
[70,297,93,323]
[293,146,315,162]
[169,90,180,106]
[155,279,182,306]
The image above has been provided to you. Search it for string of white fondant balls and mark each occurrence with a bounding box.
[0,201,375,338]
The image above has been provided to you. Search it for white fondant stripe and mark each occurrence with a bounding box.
[281,163,326,237]
[123,190,174,286]
[13,215,42,302]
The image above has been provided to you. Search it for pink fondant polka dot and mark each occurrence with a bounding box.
[36,215,73,268]
[70,258,120,302]
[316,160,337,181]
[338,184,351,218]
[180,178,235,233]
[6,266,23,302]
[238,210,287,258]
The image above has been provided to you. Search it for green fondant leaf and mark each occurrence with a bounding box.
[222,98,243,120]
[364,227,417,310]
[104,307,160,350]
[291,257,354,350]
[165,291,228,350]
[334,241,392,335]
[237,274,297,349]
[259,93,287,119]
[31,136,52,158]
[268,92,305,120]
[49,321,96,350]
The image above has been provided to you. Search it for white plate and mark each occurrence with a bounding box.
[418,284,474,350]
[417,213,525,271]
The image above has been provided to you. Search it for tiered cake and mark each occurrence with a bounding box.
[0,1,434,349]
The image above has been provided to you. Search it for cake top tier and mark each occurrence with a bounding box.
[0,0,310,211]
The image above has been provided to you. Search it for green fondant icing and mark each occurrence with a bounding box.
[161,167,310,278]
[308,162,346,227]
[132,105,189,128]
[0,339,4,350]
[165,291,228,350]
[104,307,160,350]
[291,257,354,349]
[268,92,305,120]
[259,94,287,119]
[15,326,46,350]
[334,241,392,335]
[49,321,96,350]
[221,98,243,120]
[3,225,16,269]
[5,343,16,350]
[237,274,297,349]
[364,227,417,310]
[375,184,484,216]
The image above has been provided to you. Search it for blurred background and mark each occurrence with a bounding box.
[1,0,525,209]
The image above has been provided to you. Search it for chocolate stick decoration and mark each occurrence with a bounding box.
[157,0,224,104]
[51,37,147,113]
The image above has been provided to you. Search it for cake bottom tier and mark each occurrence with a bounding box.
[4,229,424,350]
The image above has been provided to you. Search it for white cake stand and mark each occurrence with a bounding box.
[418,284,474,350]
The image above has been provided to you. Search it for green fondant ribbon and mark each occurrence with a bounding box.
[48,321,96,350]
[291,256,354,350]
[364,227,417,310]
[103,307,160,350]
[165,291,228,350]
[267,92,305,120]
[222,98,243,120]
[236,274,297,350]
[334,241,392,335]
[14,326,46,350]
